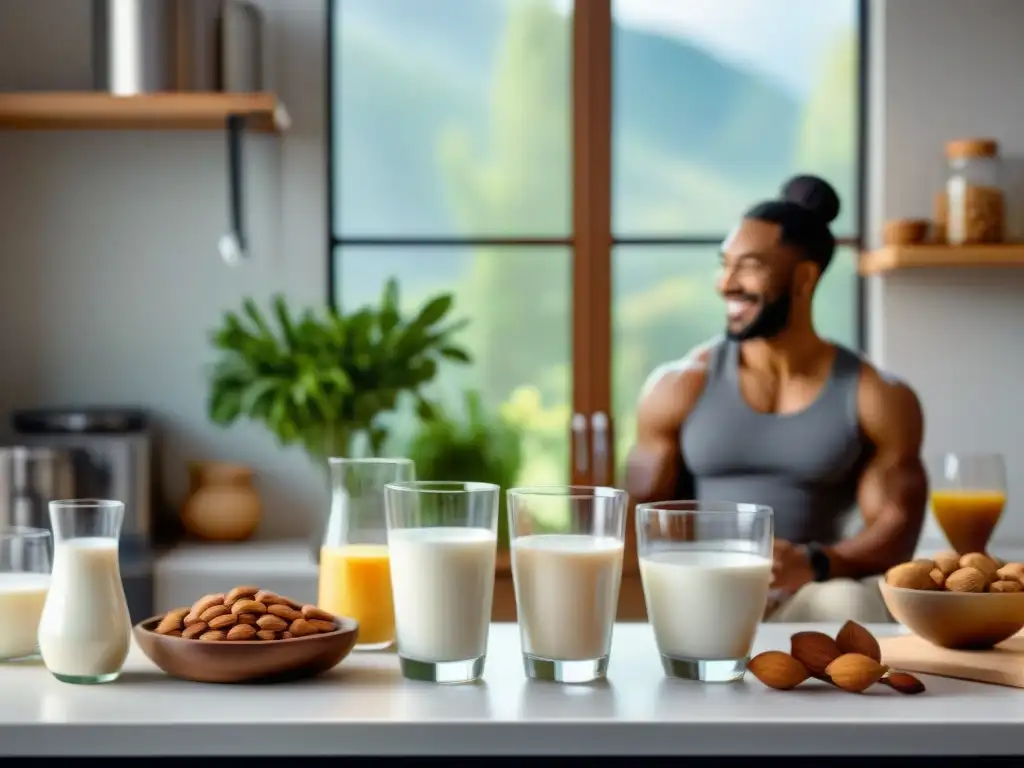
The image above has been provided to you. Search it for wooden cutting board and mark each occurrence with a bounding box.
[879,633,1024,688]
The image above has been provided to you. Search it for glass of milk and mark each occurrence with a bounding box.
[507,485,627,683]
[636,501,774,683]
[38,499,133,685]
[0,527,52,661]
[383,481,499,684]
[321,458,415,652]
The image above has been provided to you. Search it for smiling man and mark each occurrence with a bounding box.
[626,175,928,623]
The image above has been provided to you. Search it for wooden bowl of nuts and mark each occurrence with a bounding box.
[879,552,1024,650]
[133,586,360,683]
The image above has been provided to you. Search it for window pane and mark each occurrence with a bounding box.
[332,0,572,238]
[611,245,857,479]
[612,0,860,236]
[335,245,571,488]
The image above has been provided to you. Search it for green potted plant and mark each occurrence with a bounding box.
[405,390,523,547]
[206,279,471,462]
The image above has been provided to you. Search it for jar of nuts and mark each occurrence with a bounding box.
[943,138,1005,245]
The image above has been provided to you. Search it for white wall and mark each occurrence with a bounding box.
[0,0,328,539]
[866,0,1024,548]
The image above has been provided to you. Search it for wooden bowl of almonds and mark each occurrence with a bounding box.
[134,586,360,683]
[879,552,1024,649]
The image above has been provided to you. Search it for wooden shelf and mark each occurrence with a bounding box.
[860,244,1024,275]
[0,92,290,134]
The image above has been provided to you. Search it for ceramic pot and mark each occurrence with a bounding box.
[181,461,261,542]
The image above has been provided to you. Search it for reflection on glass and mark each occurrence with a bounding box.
[337,245,571,490]
[332,0,572,237]
[611,245,856,478]
[0,527,52,661]
[612,0,860,235]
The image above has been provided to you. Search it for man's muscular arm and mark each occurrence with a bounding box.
[825,368,928,579]
[625,348,711,504]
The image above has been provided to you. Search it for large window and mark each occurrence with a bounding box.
[329,0,864,490]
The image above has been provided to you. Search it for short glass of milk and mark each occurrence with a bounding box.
[507,485,627,683]
[636,501,773,683]
[0,526,52,661]
[38,500,133,685]
[384,481,499,684]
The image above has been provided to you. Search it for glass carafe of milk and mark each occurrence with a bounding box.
[38,500,132,684]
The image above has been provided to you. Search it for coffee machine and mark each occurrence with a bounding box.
[4,407,160,621]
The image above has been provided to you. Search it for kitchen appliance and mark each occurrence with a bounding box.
[10,407,160,623]
[0,447,75,531]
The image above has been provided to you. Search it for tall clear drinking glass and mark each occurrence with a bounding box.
[38,500,132,684]
[384,481,499,684]
[507,486,627,683]
[636,501,773,683]
[928,452,1007,555]
[0,527,52,661]
[320,457,415,651]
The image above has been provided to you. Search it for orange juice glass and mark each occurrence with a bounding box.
[320,457,414,650]
[928,452,1007,555]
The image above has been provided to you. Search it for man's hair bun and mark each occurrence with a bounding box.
[780,174,840,225]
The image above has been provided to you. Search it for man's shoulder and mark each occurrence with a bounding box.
[639,336,724,399]
[852,354,924,438]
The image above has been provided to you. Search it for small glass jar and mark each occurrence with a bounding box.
[944,138,1004,245]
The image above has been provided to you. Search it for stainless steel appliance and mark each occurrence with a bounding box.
[0,447,75,531]
[9,408,158,622]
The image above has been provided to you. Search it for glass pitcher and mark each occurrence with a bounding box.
[318,458,415,651]
[37,500,132,684]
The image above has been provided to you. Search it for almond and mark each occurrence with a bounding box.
[301,605,335,622]
[990,579,1023,594]
[288,618,318,637]
[208,613,238,630]
[167,630,183,637]
[257,614,289,632]
[226,624,258,641]
[996,563,1024,584]
[189,593,225,618]
[959,553,997,580]
[155,607,190,634]
[934,553,960,576]
[307,619,337,633]
[912,558,936,569]
[268,604,302,622]
[199,630,227,641]
[182,622,208,640]
[929,568,946,589]
[747,651,809,690]
[224,585,259,606]
[231,599,267,616]
[199,604,230,623]
[236,612,259,626]
[281,631,293,639]
[885,561,934,590]
[256,630,280,641]
[946,566,987,593]
[992,555,1007,569]
[825,653,887,693]
[835,620,882,663]
[255,590,289,606]
[882,670,926,694]
[790,631,842,677]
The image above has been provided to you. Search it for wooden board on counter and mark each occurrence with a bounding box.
[879,633,1024,688]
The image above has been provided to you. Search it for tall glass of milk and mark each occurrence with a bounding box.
[636,501,774,683]
[38,500,132,685]
[384,481,499,684]
[320,458,415,651]
[0,527,52,661]
[507,485,627,683]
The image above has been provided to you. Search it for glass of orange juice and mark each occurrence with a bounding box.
[928,452,1007,555]
[320,457,415,651]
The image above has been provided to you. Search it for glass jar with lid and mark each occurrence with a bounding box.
[944,138,1004,245]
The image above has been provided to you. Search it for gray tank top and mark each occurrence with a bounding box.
[681,339,868,545]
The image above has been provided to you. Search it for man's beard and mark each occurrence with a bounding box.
[725,290,793,341]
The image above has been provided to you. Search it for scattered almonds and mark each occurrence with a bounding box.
[747,621,926,695]
[151,586,340,642]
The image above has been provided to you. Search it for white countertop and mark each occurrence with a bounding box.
[2,622,1023,756]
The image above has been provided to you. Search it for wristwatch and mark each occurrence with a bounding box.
[805,542,831,582]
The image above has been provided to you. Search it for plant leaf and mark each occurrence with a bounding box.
[439,345,471,363]
[411,294,453,329]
